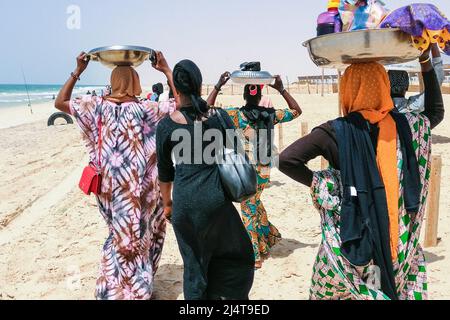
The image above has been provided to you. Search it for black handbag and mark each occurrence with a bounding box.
[214,109,257,203]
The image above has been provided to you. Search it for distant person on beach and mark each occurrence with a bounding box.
[156,60,255,299]
[103,85,111,97]
[150,83,164,102]
[389,43,445,114]
[158,81,172,102]
[279,48,444,300]
[207,72,302,269]
[92,90,97,97]
[55,51,176,300]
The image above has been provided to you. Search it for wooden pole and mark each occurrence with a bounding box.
[424,155,442,248]
[231,84,234,95]
[301,121,309,137]
[321,69,325,97]
[278,123,284,152]
[329,76,332,94]
[307,77,311,95]
[286,76,290,94]
[337,71,343,117]
[418,72,424,93]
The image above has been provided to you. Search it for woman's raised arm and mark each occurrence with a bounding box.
[55,52,90,114]
[270,75,302,115]
[151,51,179,105]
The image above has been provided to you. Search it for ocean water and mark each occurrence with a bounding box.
[0,84,105,108]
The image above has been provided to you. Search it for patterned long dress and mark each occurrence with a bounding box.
[70,96,175,300]
[309,113,432,300]
[225,107,300,264]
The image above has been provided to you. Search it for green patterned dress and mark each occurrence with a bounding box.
[225,107,300,264]
[309,113,432,300]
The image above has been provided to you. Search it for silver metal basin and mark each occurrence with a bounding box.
[230,71,274,85]
[88,45,155,69]
[303,29,421,70]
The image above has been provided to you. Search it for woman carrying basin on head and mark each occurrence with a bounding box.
[207,72,302,269]
[278,47,444,300]
[55,51,177,300]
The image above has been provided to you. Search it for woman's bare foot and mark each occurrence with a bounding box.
[255,260,263,269]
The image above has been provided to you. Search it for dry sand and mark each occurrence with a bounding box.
[0,93,449,300]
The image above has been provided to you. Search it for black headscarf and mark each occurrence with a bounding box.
[388,70,410,98]
[241,107,275,166]
[173,60,209,119]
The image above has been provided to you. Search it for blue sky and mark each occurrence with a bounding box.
[0,0,449,86]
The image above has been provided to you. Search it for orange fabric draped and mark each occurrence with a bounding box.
[109,66,142,99]
[340,62,399,261]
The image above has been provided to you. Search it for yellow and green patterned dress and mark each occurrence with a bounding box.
[225,107,300,265]
[310,113,431,300]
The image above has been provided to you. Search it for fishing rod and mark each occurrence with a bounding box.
[21,66,33,114]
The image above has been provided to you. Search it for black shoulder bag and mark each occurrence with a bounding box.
[214,109,257,202]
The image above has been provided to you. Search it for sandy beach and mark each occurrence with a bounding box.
[0,92,449,300]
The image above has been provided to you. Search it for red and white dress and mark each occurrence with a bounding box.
[71,96,176,300]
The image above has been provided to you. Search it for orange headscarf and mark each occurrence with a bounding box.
[340,62,399,261]
[109,66,142,99]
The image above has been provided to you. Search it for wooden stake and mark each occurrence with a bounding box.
[424,155,442,248]
[419,72,425,93]
[307,77,311,95]
[321,69,325,97]
[337,71,343,117]
[301,121,309,137]
[278,123,284,152]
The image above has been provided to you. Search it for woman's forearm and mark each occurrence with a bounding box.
[55,71,80,114]
[207,87,220,106]
[422,69,444,129]
[281,90,302,115]
[160,181,173,207]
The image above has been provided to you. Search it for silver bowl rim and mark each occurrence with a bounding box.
[88,45,155,55]
[302,28,405,47]
[230,70,274,79]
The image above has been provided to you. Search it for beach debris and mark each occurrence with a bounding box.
[47,112,74,127]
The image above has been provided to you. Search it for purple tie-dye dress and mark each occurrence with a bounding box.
[70,96,175,300]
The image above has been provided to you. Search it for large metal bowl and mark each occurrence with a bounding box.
[230,71,275,85]
[88,45,155,69]
[303,29,421,70]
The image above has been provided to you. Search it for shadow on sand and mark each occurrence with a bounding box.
[267,180,286,188]
[424,251,445,264]
[432,134,450,144]
[270,238,318,259]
